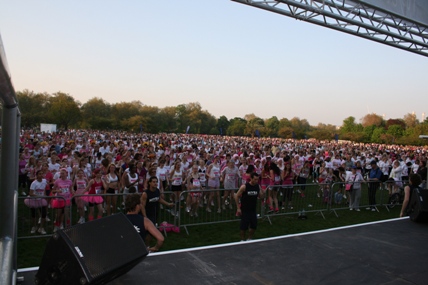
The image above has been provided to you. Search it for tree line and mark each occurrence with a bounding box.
[3,90,428,146]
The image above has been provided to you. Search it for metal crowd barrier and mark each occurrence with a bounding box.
[260,182,330,222]
[177,188,241,235]
[17,195,65,239]
[72,192,177,231]
[17,191,179,239]
[17,180,406,239]
[329,179,408,216]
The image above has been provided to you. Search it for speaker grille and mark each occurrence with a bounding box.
[62,213,147,281]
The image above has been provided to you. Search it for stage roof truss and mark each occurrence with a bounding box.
[232,0,428,57]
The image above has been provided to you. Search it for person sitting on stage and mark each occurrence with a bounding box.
[400,173,422,217]
[125,193,164,252]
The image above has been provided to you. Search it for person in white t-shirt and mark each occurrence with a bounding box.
[25,170,48,234]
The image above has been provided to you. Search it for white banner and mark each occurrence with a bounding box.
[40,123,57,133]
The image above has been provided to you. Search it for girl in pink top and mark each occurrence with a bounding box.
[52,168,73,231]
[84,169,107,221]
[268,162,282,213]
[281,162,295,210]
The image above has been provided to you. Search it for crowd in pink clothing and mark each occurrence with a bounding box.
[17,129,428,233]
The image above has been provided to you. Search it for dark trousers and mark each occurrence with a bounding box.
[368,182,379,207]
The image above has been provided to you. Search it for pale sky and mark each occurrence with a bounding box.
[1,1,427,126]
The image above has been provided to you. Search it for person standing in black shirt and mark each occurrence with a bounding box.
[235,172,265,241]
[141,176,173,225]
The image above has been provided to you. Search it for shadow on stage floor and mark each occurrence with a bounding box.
[19,218,428,285]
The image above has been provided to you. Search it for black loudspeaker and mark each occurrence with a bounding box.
[409,188,428,223]
[35,213,148,285]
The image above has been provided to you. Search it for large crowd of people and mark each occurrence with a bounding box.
[17,129,428,243]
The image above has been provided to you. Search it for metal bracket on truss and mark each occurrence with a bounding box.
[232,0,428,57]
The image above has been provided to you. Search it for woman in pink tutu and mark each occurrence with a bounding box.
[52,168,73,232]
[25,170,48,234]
[73,169,88,224]
[84,168,107,221]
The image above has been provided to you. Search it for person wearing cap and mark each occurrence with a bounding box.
[254,159,262,175]
[248,153,255,165]
[265,155,272,166]
[231,154,240,167]
[367,160,382,211]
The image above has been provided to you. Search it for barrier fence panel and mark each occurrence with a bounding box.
[329,180,407,216]
[72,192,178,228]
[18,180,408,239]
[261,183,330,221]
[177,183,339,233]
[18,195,65,239]
[18,191,181,240]
[177,188,241,235]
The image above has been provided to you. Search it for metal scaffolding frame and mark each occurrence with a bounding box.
[232,0,428,57]
[0,34,20,285]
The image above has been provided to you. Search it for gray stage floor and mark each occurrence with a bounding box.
[19,218,428,285]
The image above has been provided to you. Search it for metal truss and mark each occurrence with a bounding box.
[232,0,428,57]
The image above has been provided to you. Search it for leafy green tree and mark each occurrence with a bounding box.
[159,106,178,132]
[173,102,213,134]
[340,116,364,141]
[371,127,385,143]
[363,125,376,142]
[186,102,203,134]
[80,97,112,130]
[217,115,230,135]
[227,117,246,136]
[344,132,366,142]
[140,105,161,133]
[380,133,394,144]
[111,101,142,129]
[199,111,217,134]
[245,117,264,137]
[175,104,190,133]
[121,115,145,132]
[17,90,50,127]
[265,116,279,137]
[309,123,336,140]
[278,118,292,138]
[340,116,363,133]
[290,117,310,139]
[47,92,81,130]
[386,124,404,139]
